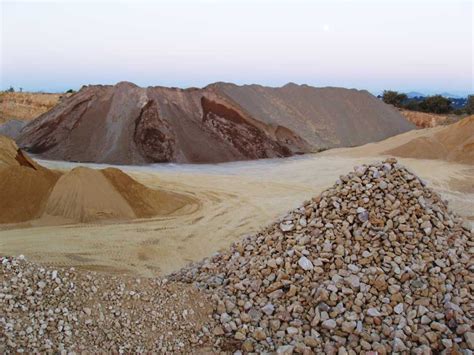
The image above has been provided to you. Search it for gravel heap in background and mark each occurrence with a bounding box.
[0,256,214,353]
[176,159,474,353]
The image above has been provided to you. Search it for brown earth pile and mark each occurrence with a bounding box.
[17,82,414,164]
[386,116,474,165]
[0,136,193,225]
[175,159,473,353]
[0,92,63,123]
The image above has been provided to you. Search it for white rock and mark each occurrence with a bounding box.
[367,308,381,317]
[298,256,314,271]
[322,319,337,330]
[261,303,275,315]
[394,303,404,314]
[280,222,295,232]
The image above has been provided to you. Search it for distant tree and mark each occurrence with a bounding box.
[403,100,421,111]
[382,90,407,108]
[465,95,474,114]
[418,95,452,114]
[66,89,75,94]
[19,87,23,92]
[6,86,15,93]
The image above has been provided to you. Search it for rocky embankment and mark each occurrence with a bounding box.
[176,159,473,353]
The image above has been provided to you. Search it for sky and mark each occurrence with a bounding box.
[1,0,472,95]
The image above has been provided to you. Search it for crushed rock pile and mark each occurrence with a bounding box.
[0,256,215,353]
[175,158,474,353]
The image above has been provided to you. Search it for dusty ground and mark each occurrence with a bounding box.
[1,128,473,277]
[0,92,64,123]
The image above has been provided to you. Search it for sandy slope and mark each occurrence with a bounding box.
[1,132,472,276]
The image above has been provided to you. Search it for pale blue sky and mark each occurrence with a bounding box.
[1,0,472,95]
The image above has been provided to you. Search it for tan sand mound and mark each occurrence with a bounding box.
[0,135,21,167]
[43,167,136,222]
[43,167,195,223]
[101,168,193,217]
[386,115,474,165]
[0,135,60,224]
[0,166,59,224]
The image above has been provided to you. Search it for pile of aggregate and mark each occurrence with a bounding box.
[175,159,474,354]
[0,256,215,353]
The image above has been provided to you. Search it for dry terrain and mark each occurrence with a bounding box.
[1,120,472,277]
[0,92,63,123]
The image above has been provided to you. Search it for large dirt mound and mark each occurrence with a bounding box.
[386,115,474,165]
[175,159,473,353]
[17,82,414,164]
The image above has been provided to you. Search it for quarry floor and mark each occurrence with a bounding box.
[1,132,473,277]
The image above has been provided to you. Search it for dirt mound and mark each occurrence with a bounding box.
[386,115,474,165]
[175,159,473,353]
[17,82,414,164]
[0,136,60,223]
[43,167,136,222]
[43,167,195,223]
[101,168,193,217]
[0,135,21,167]
[0,166,59,224]
[0,136,193,225]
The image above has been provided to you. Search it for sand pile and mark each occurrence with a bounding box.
[43,167,136,222]
[101,168,192,217]
[0,256,213,352]
[0,135,60,224]
[176,159,473,353]
[43,167,193,223]
[386,116,474,165]
[0,136,193,225]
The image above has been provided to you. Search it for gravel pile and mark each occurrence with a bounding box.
[0,256,214,353]
[176,159,474,353]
